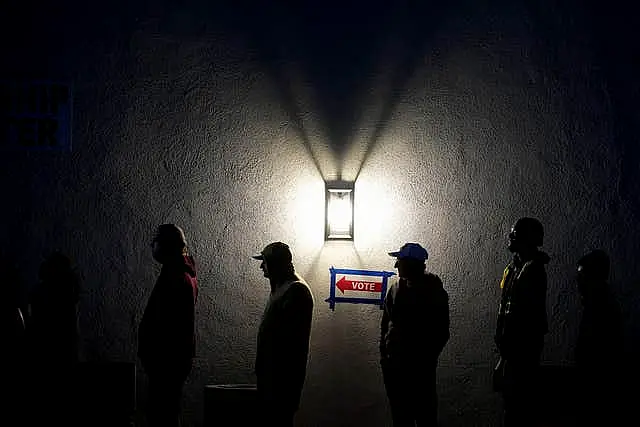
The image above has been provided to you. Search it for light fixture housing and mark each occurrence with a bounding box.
[325,181,354,241]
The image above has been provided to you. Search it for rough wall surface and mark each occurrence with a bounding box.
[1,1,639,426]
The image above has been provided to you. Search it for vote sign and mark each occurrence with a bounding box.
[326,267,395,310]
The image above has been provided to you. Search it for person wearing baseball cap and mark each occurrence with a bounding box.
[252,242,294,278]
[388,242,429,264]
[251,242,314,426]
[380,242,450,427]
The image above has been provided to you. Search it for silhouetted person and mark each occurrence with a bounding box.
[252,242,313,427]
[494,218,549,427]
[28,251,80,364]
[0,255,27,418]
[138,224,198,427]
[380,243,450,427]
[25,251,80,425]
[575,249,623,425]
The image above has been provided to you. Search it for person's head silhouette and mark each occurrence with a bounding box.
[152,224,188,264]
[252,242,295,286]
[388,243,428,280]
[508,217,544,254]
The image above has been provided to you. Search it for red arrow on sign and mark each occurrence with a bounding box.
[336,276,382,294]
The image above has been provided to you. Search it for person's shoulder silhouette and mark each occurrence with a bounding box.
[36,251,80,304]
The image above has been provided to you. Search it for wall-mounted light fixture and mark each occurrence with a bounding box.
[325,181,354,241]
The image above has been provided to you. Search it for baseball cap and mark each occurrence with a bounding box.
[252,242,293,264]
[388,243,428,262]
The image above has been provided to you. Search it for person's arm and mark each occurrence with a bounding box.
[174,275,196,362]
[282,283,313,347]
[495,264,512,353]
[137,291,154,366]
[145,272,195,370]
[380,285,394,360]
[508,265,547,357]
[423,276,449,358]
[435,289,450,355]
[273,283,314,404]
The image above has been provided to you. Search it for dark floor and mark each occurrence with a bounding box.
[16,363,634,427]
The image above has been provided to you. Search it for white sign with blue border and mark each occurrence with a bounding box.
[326,267,396,310]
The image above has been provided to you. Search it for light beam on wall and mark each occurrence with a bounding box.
[325,181,354,241]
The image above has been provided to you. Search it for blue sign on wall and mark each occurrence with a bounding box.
[1,80,73,151]
[326,267,396,310]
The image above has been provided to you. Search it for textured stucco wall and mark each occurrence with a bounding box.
[2,1,639,426]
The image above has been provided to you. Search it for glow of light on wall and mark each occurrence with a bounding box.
[352,177,396,250]
[284,175,326,252]
[325,182,354,241]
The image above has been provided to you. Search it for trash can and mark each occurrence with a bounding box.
[204,384,258,426]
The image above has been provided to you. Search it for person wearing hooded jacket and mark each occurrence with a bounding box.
[380,243,450,427]
[494,217,549,427]
[574,249,623,425]
[139,224,198,427]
